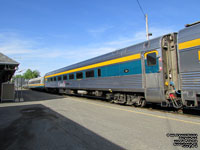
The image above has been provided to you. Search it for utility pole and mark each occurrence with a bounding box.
[145,14,149,40]
[145,14,152,40]
[136,0,152,40]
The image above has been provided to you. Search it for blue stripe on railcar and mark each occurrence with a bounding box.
[46,58,159,83]
[100,59,142,77]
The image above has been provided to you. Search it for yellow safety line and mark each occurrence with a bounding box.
[72,98,200,126]
[45,53,141,78]
[29,84,44,86]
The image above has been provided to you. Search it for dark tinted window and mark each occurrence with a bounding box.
[98,69,101,77]
[76,72,83,79]
[58,76,62,81]
[63,75,67,80]
[147,52,157,66]
[86,70,94,78]
[54,77,57,81]
[69,74,74,80]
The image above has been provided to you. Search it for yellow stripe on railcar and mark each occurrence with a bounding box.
[45,53,141,78]
[179,38,200,50]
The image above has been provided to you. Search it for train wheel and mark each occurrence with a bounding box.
[140,99,146,107]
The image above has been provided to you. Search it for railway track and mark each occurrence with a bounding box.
[60,93,200,118]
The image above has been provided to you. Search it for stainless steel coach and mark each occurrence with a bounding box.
[41,22,200,108]
[44,32,183,108]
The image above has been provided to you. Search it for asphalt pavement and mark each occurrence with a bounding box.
[0,90,200,150]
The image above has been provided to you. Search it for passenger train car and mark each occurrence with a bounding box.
[28,77,45,89]
[44,33,179,108]
[28,22,200,109]
[178,22,200,107]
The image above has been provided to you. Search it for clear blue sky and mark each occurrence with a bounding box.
[0,0,199,76]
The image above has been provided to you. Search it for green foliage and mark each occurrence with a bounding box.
[15,74,23,78]
[13,69,41,80]
[23,69,40,79]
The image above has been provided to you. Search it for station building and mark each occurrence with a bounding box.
[0,53,19,100]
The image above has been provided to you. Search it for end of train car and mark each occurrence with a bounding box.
[28,77,45,90]
[178,21,200,107]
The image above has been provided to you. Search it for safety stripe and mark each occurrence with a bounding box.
[45,53,141,78]
[199,50,200,61]
[179,38,200,50]
[29,84,44,86]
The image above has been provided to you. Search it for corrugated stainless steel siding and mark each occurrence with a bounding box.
[178,23,200,92]
[179,23,200,43]
[181,71,200,90]
[45,74,143,92]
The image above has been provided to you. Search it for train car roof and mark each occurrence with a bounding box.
[0,52,19,65]
[178,22,200,43]
[28,77,43,82]
[45,35,167,76]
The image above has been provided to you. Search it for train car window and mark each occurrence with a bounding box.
[98,69,101,77]
[147,52,157,66]
[58,76,62,81]
[63,75,67,80]
[51,78,53,82]
[69,74,74,80]
[86,70,94,78]
[54,77,57,81]
[76,72,83,79]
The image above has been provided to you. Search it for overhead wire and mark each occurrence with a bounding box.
[136,0,146,18]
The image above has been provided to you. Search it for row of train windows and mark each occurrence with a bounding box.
[29,80,40,84]
[47,69,101,82]
[47,53,157,82]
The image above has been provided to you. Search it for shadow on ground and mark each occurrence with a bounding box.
[0,104,124,150]
[16,89,65,102]
[74,94,200,117]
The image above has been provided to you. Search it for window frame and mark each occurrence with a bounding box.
[58,76,62,81]
[98,68,101,77]
[69,73,74,80]
[63,75,68,80]
[86,70,94,78]
[146,52,157,66]
[76,72,83,79]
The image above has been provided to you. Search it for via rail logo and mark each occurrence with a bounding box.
[166,133,198,148]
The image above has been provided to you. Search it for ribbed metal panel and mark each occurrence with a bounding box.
[46,74,143,92]
[181,71,200,90]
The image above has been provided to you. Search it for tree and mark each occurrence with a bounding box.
[32,70,40,78]
[23,69,40,79]
[13,69,41,81]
